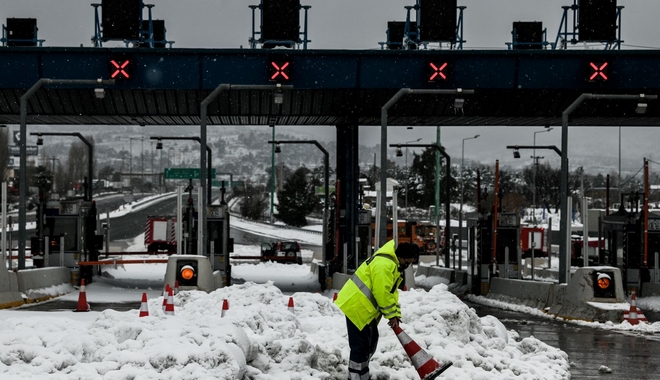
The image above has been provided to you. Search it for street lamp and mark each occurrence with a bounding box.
[30,132,94,202]
[559,93,657,284]
[151,136,213,203]
[391,143,451,268]
[533,127,553,224]
[403,137,422,212]
[379,88,474,251]
[268,140,329,266]
[18,78,114,270]
[458,134,480,270]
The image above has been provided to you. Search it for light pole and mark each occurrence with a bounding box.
[403,137,422,212]
[268,139,329,265]
[559,93,656,284]
[18,78,114,270]
[391,143,452,267]
[458,134,480,270]
[31,132,94,202]
[379,88,474,251]
[533,127,553,224]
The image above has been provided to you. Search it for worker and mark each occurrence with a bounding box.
[335,240,419,379]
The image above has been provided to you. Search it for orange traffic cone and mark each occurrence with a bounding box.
[162,284,171,311]
[221,299,229,317]
[165,288,175,316]
[288,296,294,312]
[174,280,180,295]
[139,292,149,317]
[74,279,90,312]
[392,325,452,380]
[332,292,338,302]
[624,292,647,325]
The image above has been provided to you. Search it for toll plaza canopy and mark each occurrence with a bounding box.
[1,47,659,127]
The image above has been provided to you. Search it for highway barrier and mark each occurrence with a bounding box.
[486,266,630,323]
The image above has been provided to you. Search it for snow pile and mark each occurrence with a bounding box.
[0,282,569,379]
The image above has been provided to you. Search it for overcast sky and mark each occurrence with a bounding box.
[3,0,660,174]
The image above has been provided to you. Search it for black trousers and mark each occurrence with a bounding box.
[346,316,379,380]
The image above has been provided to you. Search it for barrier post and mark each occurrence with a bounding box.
[343,242,348,274]
[210,241,215,271]
[531,237,535,281]
[1,182,6,267]
[565,198,572,281]
[655,251,659,283]
[504,247,509,278]
[7,218,12,270]
[176,186,182,255]
[547,218,552,269]
[59,235,64,267]
[44,236,49,267]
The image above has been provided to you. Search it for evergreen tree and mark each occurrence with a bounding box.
[276,167,319,227]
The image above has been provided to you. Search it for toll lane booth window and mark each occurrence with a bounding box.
[44,217,78,251]
[207,221,223,254]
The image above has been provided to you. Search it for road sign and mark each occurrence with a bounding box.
[9,145,38,156]
[164,168,216,179]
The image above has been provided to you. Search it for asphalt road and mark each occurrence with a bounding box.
[465,300,660,380]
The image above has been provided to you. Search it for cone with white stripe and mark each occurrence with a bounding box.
[162,284,171,311]
[165,288,175,316]
[624,292,647,325]
[139,292,149,317]
[392,325,452,379]
[74,279,90,312]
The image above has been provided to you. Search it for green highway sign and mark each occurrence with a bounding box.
[164,168,216,179]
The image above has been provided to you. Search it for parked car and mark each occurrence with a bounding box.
[260,241,303,264]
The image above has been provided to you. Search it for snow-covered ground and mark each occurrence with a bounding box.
[0,197,575,379]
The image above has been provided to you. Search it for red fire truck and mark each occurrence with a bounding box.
[144,216,177,253]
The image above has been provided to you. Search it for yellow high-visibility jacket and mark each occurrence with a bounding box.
[335,240,403,330]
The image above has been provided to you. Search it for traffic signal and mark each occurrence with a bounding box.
[512,22,543,50]
[419,0,457,42]
[109,53,133,80]
[593,271,616,298]
[261,0,300,48]
[176,260,198,287]
[141,20,166,48]
[578,0,617,42]
[269,60,291,82]
[6,18,37,47]
[102,0,141,40]
[387,21,418,50]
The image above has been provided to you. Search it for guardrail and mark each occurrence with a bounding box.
[230,212,323,236]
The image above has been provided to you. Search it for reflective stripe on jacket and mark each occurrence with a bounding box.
[335,240,402,330]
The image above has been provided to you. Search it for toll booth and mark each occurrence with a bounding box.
[477,215,492,294]
[42,199,92,267]
[181,199,198,255]
[206,204,233,286]
[602,208,660,294]
[354,209,372,268]
[496,213,521,275]
[477,212,521,294]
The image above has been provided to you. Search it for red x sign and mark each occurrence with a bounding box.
[589,62,608,82]
[429,62,448,81]
[270,61,290,81]
[110,59,131,79]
